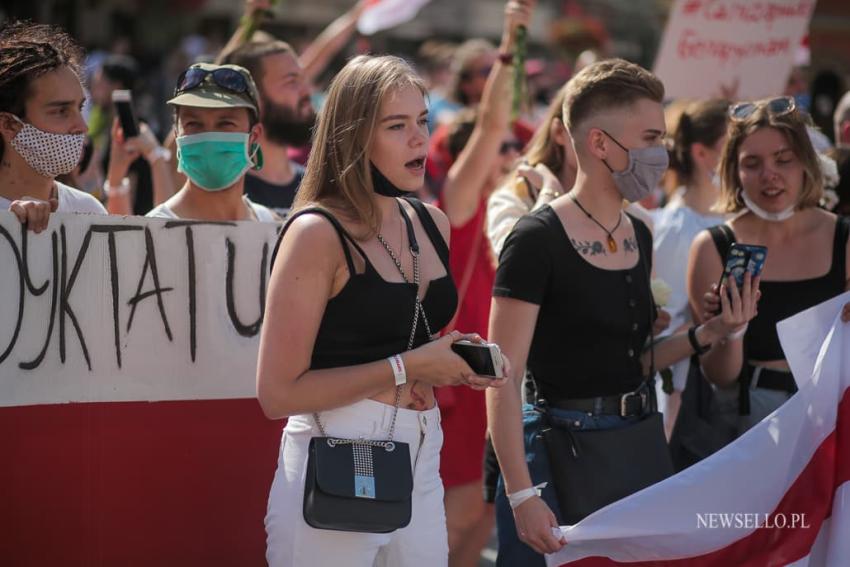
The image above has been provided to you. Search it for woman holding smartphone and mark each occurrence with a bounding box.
[257,55,506,567]
[688,97,850,433]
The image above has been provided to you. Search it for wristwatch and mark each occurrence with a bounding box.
[688,325,711,355]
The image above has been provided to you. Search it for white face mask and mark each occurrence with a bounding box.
[740,190,796,222]
[8,116,86,178]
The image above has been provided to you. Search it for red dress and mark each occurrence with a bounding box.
[435,198,496,487]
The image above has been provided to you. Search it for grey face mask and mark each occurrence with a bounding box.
[600,130,669,202]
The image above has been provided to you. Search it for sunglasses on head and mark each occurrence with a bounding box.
[176,67,252,99]
[729,96,796,122]
[499,140,523,155]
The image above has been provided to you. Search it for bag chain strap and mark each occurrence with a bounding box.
[314,200,432,447]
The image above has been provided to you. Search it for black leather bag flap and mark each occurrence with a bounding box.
[312,437,413,502]
[543,412,674,525]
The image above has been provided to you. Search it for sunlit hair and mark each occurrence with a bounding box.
[505,81,573,201]
[562,58,664,137]
[292,55,426,237]
[716,100,823,213]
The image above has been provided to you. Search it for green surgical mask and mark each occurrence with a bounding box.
[176,131,261,191]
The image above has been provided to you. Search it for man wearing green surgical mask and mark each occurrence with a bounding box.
[146,63,278,222]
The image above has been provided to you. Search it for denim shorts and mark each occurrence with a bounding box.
[494,404,642,567]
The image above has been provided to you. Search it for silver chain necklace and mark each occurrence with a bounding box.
[314,201,431,444]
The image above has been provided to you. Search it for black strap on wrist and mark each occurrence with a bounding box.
[688,325,711,355]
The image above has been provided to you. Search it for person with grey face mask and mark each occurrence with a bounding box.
[486,59,759,565]
[0,21,106,233]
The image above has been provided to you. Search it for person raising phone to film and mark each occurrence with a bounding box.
[257,55,508,567]
[688,96,850,434]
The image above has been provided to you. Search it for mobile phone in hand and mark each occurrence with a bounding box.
[450,340,505,378]
[112,89,139,138]
[715,243,767,312]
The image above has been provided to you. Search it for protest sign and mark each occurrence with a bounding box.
[0,212,283,565]
[654,0,816,100]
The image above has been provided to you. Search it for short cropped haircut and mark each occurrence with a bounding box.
[562,58,664,135]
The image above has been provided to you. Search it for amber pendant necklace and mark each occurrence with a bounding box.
[570,194,622,253]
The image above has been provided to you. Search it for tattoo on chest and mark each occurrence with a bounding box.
[623,237,638,253]
[570,238,607,256]
[405,381,428,411]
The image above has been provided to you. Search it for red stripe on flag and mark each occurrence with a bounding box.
[560,388,850,566]
[0,399,284,566]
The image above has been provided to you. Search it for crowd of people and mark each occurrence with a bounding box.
[2,0,850,565]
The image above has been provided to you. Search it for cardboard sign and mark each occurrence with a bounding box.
[0,212,281,406]
[653,0,816,100]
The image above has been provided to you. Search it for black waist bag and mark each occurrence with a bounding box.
[303,437,413,533]
[542,411,673,525]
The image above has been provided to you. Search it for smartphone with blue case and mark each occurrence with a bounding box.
[717,243,767,295]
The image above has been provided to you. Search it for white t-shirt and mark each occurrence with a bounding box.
[146,196,278,223]
[0,181,107,215]
[652,190,726,391]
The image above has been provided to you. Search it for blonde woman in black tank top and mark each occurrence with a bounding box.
[257,55,508,567]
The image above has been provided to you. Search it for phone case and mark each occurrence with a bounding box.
[112,91,138,137]
[718,243,768,297]
[450,341,504,378]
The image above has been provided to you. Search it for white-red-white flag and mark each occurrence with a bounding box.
[549,291,850,567]
[357,0,432,35]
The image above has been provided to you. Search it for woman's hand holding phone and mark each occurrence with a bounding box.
[701,272,761,343]
[403,331,509,390]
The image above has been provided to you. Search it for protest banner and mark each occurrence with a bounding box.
[654,0,817,100]
[0,211,283,565]
[549,291,850,566]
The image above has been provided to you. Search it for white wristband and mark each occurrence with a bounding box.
[103,177,131,197]
[388,354,406,386]
[507,482,547,509]
[146,146,171,164]
[726,324,748,342]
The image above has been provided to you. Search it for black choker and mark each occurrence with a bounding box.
[371,163,407,197]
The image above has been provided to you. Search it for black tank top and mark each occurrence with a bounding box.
[708,216,849,362]
[272,197,458,370]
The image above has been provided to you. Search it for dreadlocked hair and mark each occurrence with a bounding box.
[0,21,84,162]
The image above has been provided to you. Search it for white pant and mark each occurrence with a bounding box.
[265,398,448,567]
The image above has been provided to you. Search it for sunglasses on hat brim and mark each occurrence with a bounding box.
[176,67,254,103]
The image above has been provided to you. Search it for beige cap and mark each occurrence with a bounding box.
[168,63,260,117]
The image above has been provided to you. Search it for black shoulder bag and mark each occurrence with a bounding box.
[540,223,674,525]
[302,200,431,533]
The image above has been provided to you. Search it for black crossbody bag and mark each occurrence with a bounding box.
[302,200,432,533]
[540,225,674,525]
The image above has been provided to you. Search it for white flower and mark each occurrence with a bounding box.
[650,278,672,307]
[821,189,839,211]
[818,153,839,189]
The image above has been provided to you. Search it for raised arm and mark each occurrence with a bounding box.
[441,0,533,227]
[299,1,369,85]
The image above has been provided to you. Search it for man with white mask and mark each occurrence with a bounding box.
[0,21,106,232]
[147,63,276,222]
